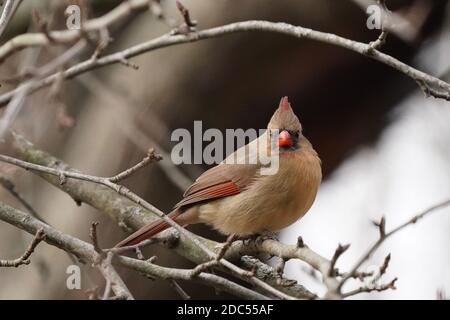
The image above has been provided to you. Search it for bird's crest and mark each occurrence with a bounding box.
[268,96,302,131]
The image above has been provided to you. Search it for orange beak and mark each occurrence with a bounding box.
[278,130,293,148]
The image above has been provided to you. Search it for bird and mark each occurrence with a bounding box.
[115,96,322,248]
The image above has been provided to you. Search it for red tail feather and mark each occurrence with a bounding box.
[114,211,181,248]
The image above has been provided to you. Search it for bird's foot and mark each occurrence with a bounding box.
[225,233,237,243]
[241,231,279,246]
[255,230,279,244]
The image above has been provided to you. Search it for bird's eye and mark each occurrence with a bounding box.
[291,130,300,138]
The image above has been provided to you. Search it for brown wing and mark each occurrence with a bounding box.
[175,163,259,209]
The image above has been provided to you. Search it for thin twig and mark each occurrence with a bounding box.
[0,175,41,220]
[109,148,162,182]
[102,279,112,300]
[0,39,87,139]
[0,228,45,267]
[108,238,159,255]
[0,0,152,63]
[90,28,111,61]
[416,80,450,101]
[342,277,397,298]
[338,199,450,292]
[371,253,391,285]
[328,243,350,277]
[89,221,102,253]
[99,250,133,299]
[176,1,197,28]
[169,279,191,300]
[118,56,139,69]
[366,30,387,53]
[189,235,236,277]
[101,252,114,300]
[172,1,197,35]
[1,20,449,106]
[364,0,389,53]
[0,176,79,264]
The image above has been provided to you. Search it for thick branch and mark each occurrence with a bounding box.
[240,256,317,299]
[225,238,340,298]
[0,201,134,299]
[0,201,267,300]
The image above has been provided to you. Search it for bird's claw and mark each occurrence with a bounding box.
[255,231,279,244]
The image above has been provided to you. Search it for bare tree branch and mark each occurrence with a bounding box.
[0,0,152,63]
[98,251,133,300]
[328,243,350,277]
[240,256,317,299]
[342,277,397,298]
[0,39,87,139]
[0,0,23,37]
[172,1,197,35]
[89,221,103,254]
[108,148,162,183]
[0,228,45,267]
[0,175,42,220]
[226,237,341,299]
[168,279,191,300]
[0,201,268,300]
[0,175,80,265]
[337,199,450,292]
[1,20,449,107]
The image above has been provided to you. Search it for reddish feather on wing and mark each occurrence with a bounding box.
[176,181,241,208]
[114,211,181,247]
[175,163,259,209]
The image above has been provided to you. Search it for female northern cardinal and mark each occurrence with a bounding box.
[115,97,322,247]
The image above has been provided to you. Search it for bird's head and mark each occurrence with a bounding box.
[267,96,302,151]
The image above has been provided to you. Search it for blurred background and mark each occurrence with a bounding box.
[0,0,449,299]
